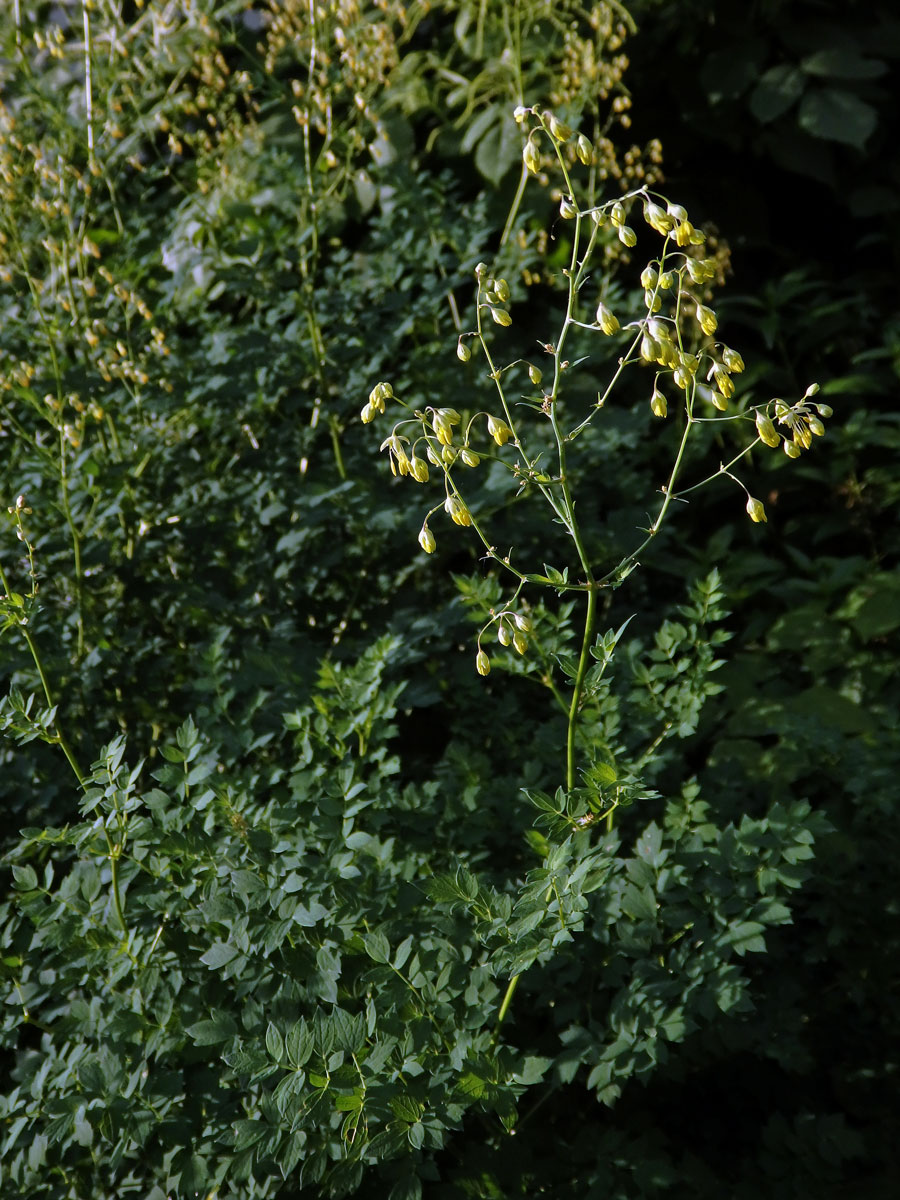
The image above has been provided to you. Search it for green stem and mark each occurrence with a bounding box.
[491,972,520,1046]
[566,587,598,792]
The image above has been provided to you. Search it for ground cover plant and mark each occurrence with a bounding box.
[1,1,897,1197]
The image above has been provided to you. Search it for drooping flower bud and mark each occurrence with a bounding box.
[514,613,532,632]
[486,414,513,445]
[666,201,688,223]
[650,386,667,418]
[721,346,745,373]
[418,524,436,553]
[445,495,473,526]
[618,225,637,247]
[489,305,512,327]
[476,649,491,676]
[498,623,512,646]
[457,338,471,362]
[755,411,780,447]
[546,112,572,142]
[513,630,528,655]
[712,366,734,399]
[576,133,593,165]
[410,456,430,483]
[783,439,801,458]
[461,448,480,467]
[745,496,767,523]
[595,302,619,335]
[640,265,658,290]
[696,304,717,335]
[610,201,626,227]
[674,220,694,246]
[528,364,542,385]
[559,195,578,219]
[643,200,674,234]
[523,139,540,174]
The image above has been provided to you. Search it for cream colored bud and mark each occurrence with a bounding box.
[489,305,512,327]
[712,367,734,399]
[523,139,540,174]
[674,220,694,246]
[546,113,572,142]
[673,365,691,391]
[710,391,729,411]
[815,403,833,418]
[643,201,673,233]
[618,225,637,247]
[426,444,441,466]
[410,456,430,482]
[513,105,528,123]
[441,444,459,466]
[590,208,606,225]
[696,304,717,335]
[804,382,820,398]
[783,439,801,458]
[513,630,528,655]
[745,496,767,523]
[722,347,745,373]
[610,201,626,227]
[596,302,620,335]
[650,386,667,418]
[360,402,376,423]
[528,364,542,385]
[576,133,593,165]
[418,525,436,553]
[559,195,578,219]
[755,412,780,448]
[487,415,512,445]
[645,290,662,313]
[514,613,532,632]
[461,448,480,467]
[457,339,471,362]
[476,649,491,676]
[640,335,660,363]
[666,201,688,222]
[445,496,473,526]
[498,623,512,646]
[494,278,510,303]
[640,266,658,289]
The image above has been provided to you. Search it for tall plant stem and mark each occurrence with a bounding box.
[566,586,598,792]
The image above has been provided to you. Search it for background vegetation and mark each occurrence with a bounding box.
[0,1,897,1196]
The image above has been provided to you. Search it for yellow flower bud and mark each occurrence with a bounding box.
[576,133,593,165]
[674,220,694,246]
[783,439,801,458]
[666,201,688,223]
[808,416,825,437]
[546,113,572,142]
[650,386,667,418]
[643,200,674,233]
[360,402,376,423]
[618,225,637,247]
[696,304,717,335]
[487,415,513,445]
[640,266,658,289]
[476,649,491,676]
[712,367,734,398]
[457,339,471,362]
[445,496,473,526]
[755,411,780,448]
[410,456,429,483]
[418,525,436,553]
[528,364,542,385]
[595,302,620,335]
[513,630,528,655]
[722,346,745,373]
[559,195,578,219]
[498,623,512,646]
[461,448,480,467]
[523,140,540,173]
[610,201,626,227]
[745,496,767,523]
[658,270,675,289]
[489,306,512,327]
[514,613,532,632]
[673,365,691,391]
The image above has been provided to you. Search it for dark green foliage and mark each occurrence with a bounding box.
[1,1,898,1197]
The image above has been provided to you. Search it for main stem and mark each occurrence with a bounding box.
[566,586,598,792]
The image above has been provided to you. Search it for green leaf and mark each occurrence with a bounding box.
[12,864,38,890]
[801,47,887,81]
[363,932,391,964]
[620,882,657,922]
[749,65,805,123]
[266,1023,285,1062]
[186,1012,239,1045]
[286,1019,314,1068]
[200,942,240,969]
[798,87,877,145]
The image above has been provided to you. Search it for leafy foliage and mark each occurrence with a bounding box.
[1,1,897,1197]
